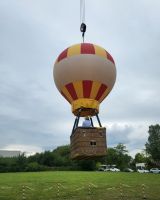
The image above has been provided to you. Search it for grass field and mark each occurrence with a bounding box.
[0,171,160,200]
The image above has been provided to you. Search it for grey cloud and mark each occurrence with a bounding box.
[107,124,133,146]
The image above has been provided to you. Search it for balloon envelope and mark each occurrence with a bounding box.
[53,43,116,116]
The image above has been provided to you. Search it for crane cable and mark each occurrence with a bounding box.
[80,0,86,42]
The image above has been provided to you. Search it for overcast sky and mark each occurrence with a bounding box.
[0,0,160,157]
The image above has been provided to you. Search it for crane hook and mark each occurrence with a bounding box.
[80,23,86,42]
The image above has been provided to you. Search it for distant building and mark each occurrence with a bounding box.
[0,150,21,157]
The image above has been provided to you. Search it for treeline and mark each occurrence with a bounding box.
[0,143,139,172]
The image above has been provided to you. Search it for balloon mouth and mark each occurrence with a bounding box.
[72,98,99,117]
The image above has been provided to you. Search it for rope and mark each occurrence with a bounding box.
[80,0,86,42]
[80,0,85,24]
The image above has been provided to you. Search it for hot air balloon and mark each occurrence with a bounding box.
[53,43,116,159]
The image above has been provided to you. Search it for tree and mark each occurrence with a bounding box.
[114,143,128,155]
[114,143,132,170]
[15,153,27,171]
[39,151,55,166]
[145,124,160,161]
[134,152,146,163]
[25,162,42,172]
[52,145,72,167]
[105,144,132,171]
[105,148,118,165]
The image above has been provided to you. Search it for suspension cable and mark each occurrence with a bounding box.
[80,0,86,42]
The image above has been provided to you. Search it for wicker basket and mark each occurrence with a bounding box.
[70,127,107,159]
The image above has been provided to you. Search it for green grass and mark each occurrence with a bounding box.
[0,171,160,200]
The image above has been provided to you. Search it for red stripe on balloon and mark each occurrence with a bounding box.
[58,48,68,62]
[106,51,115,64]
[83,80,93,98]
[61,91,71,103]
[66,83,78,100]
[81,43,95,54]
[95,84,107,101]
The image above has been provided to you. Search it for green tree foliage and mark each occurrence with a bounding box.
[145,124,160,161]
[0,156,26,172]
[25,162,42,172]
[52,145,71,167]
[15,153,27,171]
[105,148,117,165]
[134,152,146,163]
[115,143,128,154]
[115,143,132,170]
[105,143,132,171]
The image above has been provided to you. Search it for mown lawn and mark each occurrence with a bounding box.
[0,171,159,200]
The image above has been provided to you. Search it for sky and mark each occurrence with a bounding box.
[0,0,160,157]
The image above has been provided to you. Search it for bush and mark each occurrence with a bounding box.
[25,162,44,172]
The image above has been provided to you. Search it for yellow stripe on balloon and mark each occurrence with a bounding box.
[67,44,81,57]
[90,81,101,99]
[99,88,110,103]
[61,86,73,103]
[94,45,107,59]
[73,81,83,98]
